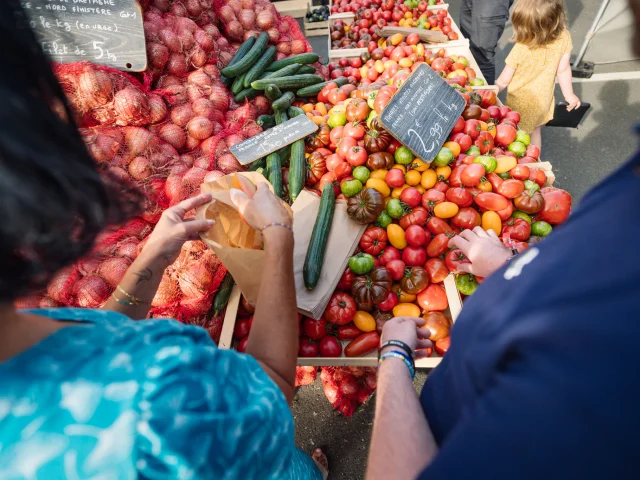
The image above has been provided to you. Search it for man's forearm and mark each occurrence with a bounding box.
[366,358,438,479]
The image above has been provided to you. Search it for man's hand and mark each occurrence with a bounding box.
[448,227,513,278]
[381,317,433,359]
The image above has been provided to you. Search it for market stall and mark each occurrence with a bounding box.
[21,0,572,416]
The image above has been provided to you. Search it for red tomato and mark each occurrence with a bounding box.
[237,336,249,353]
[400,187,422,208]
[378,246,401,265]
[486,172,503,191]
[444,248,470,274]
[337,136,357,159]
[464,119,481,140]
[461,163,485,187]
[377,290,399,311]
[422,189,445,212]
[417,283,448,311]
[385,259,406,280]
[399,206,428,230]
[345,331,380,357]
[475,192,509,211]
[496,200,514,222]
[319,171,340,196]
[425,257,449,283]
[451,133,472,152]
[385,168,405,188]
[303,317,329,340]
[334,162,352,180]
[502,217,531,241]
[526,144,540,159]
[474,131,494,154]
[497,179,525,199]
[426,233,450,257]
[451,207,481,229]
[326,154,344,172]
[510,164,530,181]
[344,122,366,140]
[537,187,572,225]
[319,336,343,357]
[360,226,388,256]
[495,124,517,146]
[402,245,427,266]
[346,146,368,166]
[324,292,357,325]
[451,116,465,134]
[329,126,344,147]
[387,139,402,154]
[434,336,450,355]
[529,168,547,188]
[433,181,449,193]
[405,224,427,247]
[233,317,253,339]
[337,268,354,291]
[328,89,348,105]
[337,325,363,340]
[426,216,454,235]
[299,337,319,357]
[445,187,473,207]
[448,165,466,187]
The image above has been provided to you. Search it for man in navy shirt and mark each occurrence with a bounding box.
[366,1,640,478]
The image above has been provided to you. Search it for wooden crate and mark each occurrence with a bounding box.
[304,4,329,37]
[218,274,462,368]
[273,0,308,18]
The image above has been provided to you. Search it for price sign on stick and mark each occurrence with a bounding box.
[379,63,466,163]
[21,0,146,72]
[231,116,318,165]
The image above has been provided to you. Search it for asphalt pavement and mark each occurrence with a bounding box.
[296,1,639,478]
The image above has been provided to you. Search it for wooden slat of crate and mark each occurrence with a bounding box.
[304,20,329,37]
[274,0,307,17]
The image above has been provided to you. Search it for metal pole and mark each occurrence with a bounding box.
[573,0,612,66]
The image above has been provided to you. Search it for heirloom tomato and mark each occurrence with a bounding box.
[400,187,422,208]
[402,246,427,266]
[445,248,470,274]
[349,253,376,275]
[423,311,450,341]
[417,284,449,311]
[346,98,371,122]
[399,206,428,230]
[303,317,329,340]
[456,273,478,296]
[378,245,401,265]
[337,268,355,291]
[426,216,454,235]
[425,258,449,283]
[324,292,357,325]
[513,190,545,214]
[537,187,571,225]
[451,207,481,229]
[405,224,427,247]
[377,291,399,311]
[337,325,364,340]
[385,259,406,281]
[446,187,473,207]
[475,192,509,211]
[502,217,531,241]
[353,311,377,332]
[426,233,450,257]
[360,226,388,256]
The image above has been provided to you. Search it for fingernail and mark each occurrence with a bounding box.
[207,220,215,227]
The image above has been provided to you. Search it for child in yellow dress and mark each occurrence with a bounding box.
[496,0,581,149]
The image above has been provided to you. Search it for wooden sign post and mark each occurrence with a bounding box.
[230,115,318,165]
[379,63,466,163]
[21,0,147,72]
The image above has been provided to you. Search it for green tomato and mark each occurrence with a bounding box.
[470,78,485,86]
[428,0,436,4]
[376,210,393,229]
[516,130,531,146]
[457,56,469,67]
[341,178,363,197]
[367,90,378,109]
[508,141,527,158]
[394,146,415,165]
[466,145,481,156]
[498,171,511,180]
[433,147,454,167]
[349,253,375,275]
[456,274,478,296]
[386,198,404,219]
[523,179,540,192]
[352,166,370,184]
[473,155,498,173]
[531,221,553,237]
[511,211,532,224]
[328,111,347,128]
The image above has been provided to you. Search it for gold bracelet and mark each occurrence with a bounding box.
[115,285,149,305]
[111,292,136,306]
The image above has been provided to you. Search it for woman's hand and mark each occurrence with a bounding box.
[230,183,292,232]
[381,316,433,359]
[448,227,512,277]
[564,93,581,111]
[142,193,215,265]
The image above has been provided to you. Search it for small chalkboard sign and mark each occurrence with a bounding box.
[231,116,318,165]
[21,0,146,72]
[379,63,466,163]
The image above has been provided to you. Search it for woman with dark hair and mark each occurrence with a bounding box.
[0,2,325,478]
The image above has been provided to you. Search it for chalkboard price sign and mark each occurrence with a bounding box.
[21,0,147,72]
[231,116,319,166]
[379,63,466,163]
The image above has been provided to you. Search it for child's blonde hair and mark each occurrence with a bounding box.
[511,0,567,48]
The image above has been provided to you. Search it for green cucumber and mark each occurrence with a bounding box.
[234,87,260,103]
[297,65,317,74]
[265,84,282,101]
[288,138,305,203]
[236,65,303,102]
[211,272,235,317]
[221,32,269,78]
[274,110,288,125]
[243,46,277,88]
[266,53,320,72]
[259,63,302,80]
[232,72,247,95]
[303,183,336,290]
[272,91,295,112]
[287,106,305,118]
[266,152,283,198]
[296,77,349,97]
[220,35,256,86]
[251,74,325,91]
[256,115,275,128]
[249,157,267,171]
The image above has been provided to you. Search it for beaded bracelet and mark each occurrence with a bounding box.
[380,340,415,359]
[259,222,293,233]
[379,351,415,379]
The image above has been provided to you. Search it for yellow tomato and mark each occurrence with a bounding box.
[404,11,412,18]
[315,102,327,116]
[495,156,518,174]
[360,66,368,79]
[391,164,406,173]
[405,169,422,186]
[384,59,398,69]
[392,185,409,198]
[387,224,407,249]
[421,169,437,189]
[370,169,388,180]
[399,58,413,69]
[392,284,417,303]
[302,103,314,113]
[374,60,385,74]
[312,116,326,125]
[378,38,387,48]
[399,18,405,26]
[436,165,451,181]
[434,201,459,219]
[478,121,488,132]
[415,185,425,194]
[478,178,492,192]
[487,123,497,138]
[353,311,376,332]
[410,159,428,172]
[389,33,404,46]
[393,303,421,318]
[366,178,391,197]
[482,211,502,235]
[416,43,425,56]
[443,141,461,158]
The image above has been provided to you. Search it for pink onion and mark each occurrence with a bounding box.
[180,154,195,167]
[116,239,139,260]
[276,41,291,55]
[156,74,182,88]
[167,53,188,76]
[185,0,203,17]
[160,29,182,53]
[163,84,188,105]
[239,9,256,30]
[219,5,236,23]
[169,2,188,17]
[114,86,150,125]
[186,84,206,103]
[194,30,215,51]
[73,275,111,308]
[225,20,244,41]
[256,10,275,30]
[39,296,62,308]
[209,85,230,111]
[149,152,170,169]
[98,257,132,287]
[178,261,214,298]
[176,16,198,33]
[179,29,195,50]
[252,95,270,115]
[128,156,153,180]
[77,68,113,109]
[191,98,215,118]
[217,153,242,174]
[151,0,170,11]
[203,24,221,39]
[228,0,243,15]
[124,127,157,157]
[188,69,213,87]
[193,156,210,169]
[185,134,201,150]
[242,0,256,9]
[47,267,76,303]
[266,27,280,43]
[186,116,214,140]
[203,170,224,183]
[291,40,307,54]
[171,103,194,127]
[243,30,260,42]
[148,95,168,123]
[147,42,170,69]
[152,273,180,307]
[159,123,186,150]
[189,46,207,67]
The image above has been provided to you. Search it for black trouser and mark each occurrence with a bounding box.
[459,0,514,85]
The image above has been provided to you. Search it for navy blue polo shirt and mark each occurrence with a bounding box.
[419,136,640,479]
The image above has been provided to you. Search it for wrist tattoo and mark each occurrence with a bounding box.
[133,268,152,285]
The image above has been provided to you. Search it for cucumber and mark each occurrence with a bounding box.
[288,138,305,203]
[235,65,300,103]
[266,53,320,72]
[297,65,317,74]
[303,183,336,290]
[220,35,256,86]
[221,32,269,78]
[287,106,305,118]
[232,72,247,95]
[256,115,275,128]
[274,110,288,125]
[272,91,295,112]
[234,87,260,103]
[266,152,283,198]
[249,157,266,171]
[251,74,325,91]
[211,272,235,317]
[259,63,302,80]
[296,77,349,97]
[243,46,277,88]
[265,84,282,101]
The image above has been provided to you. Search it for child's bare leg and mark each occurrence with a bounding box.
[530,126,542,149]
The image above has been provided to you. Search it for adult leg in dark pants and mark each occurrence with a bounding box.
[459,0,513,85]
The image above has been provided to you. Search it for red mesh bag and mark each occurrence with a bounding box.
[295,366,319,387]
[185,313,225,344]
[321,367,377,417]
[144,0,219,28]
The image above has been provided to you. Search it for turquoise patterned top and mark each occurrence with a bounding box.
[0,309,321,479]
